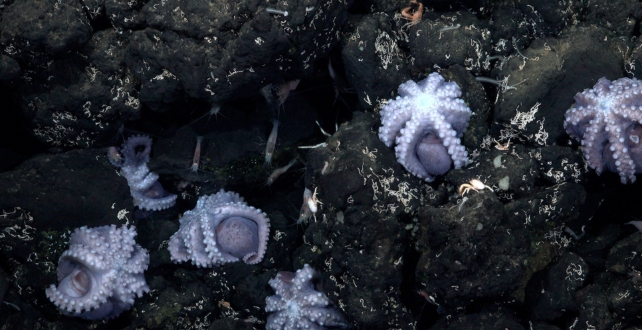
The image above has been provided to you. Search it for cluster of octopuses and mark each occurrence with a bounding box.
[45,72,642,328]
[47,132,349,329]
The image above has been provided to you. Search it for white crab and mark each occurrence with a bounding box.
[458,179,493,196]
[307,187,321,213]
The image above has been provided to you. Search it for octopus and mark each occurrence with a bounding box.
[378,72,471,181]
[168,189,270,267]
[265,264,349,330]
[564,77,642,183]
[45,225,149,320]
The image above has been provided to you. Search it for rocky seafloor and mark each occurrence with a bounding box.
[2,0,642,329]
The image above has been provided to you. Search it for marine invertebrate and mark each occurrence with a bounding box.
[260,80,300,113]
[629,268,642,285]
[182,103,225,128]
[298,188,313,224]
[564,77,642,183]
[191,136,204,173]
[108,135,177,210]
[297,187,321,224]
[400,0,423,28]
[168,189,270,267]
[305,187,321,213]
[458,179,493,196]
[266,7,289,17]
[265,119,280,167]
[265,264,349,330]
[267,158,297,185]
[378,72,472,181]
[277,79,301,107]
[45,225,149,320]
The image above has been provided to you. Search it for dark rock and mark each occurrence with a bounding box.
[514,0,583,38]
[525,252,588,321]
[0,55,20,80]
[415,190,527,307]
[447,145,539,199]
[585,0,642,36]
[306,111,420,214]
[535,145,586,185]
[125,0,349,111]
[0,0,92,56]
[429,307,525,330]
[294,112,416,329]
[341,14,410,109]
[492,25,625,145]
[575,281,616,330]
[0,148,139,230]
[17,29,140,148]
[408,12,491,74]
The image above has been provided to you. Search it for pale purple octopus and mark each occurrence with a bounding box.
[168,189,270,267]
[378,72,471,181]
[45,225,149,320]
[108,135,177,210]
[265,264,349,330]
[564,77,642,183]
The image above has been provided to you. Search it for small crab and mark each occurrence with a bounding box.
[307,187,321,213]
[494,138,511,151]
[458,179,493,196]
[400,0,423,28]
[629,268,642,285]
[107,146,124,166]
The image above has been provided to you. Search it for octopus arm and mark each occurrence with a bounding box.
[378,97,415,147]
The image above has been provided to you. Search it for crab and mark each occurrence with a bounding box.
[458,179,493,196]
[400,0,423,28]
[307,187,321,213]
[494,138,511,151]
